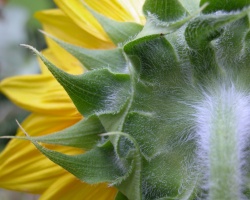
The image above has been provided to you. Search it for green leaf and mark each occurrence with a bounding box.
[143,0,187,22]
[200,0,250,13]
[45,33,128,73]
[31,140,124,184]
[30,115,105,149]
[36,51,131,116]
[85,5,143,45]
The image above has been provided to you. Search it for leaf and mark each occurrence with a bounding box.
[35,50,131,117]
[200,0,250,13]
[85,4,143,45]
[143,0,187,22]
[31,115,105,149]
[44,32,128,73]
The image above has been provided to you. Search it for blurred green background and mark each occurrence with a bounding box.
[0,0,55,149]
[0,0,55,199]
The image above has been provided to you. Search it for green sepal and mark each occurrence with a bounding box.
[143,0,187,22]
[85,5,143,45]
[36,51,131,116]
[200,0,250,13]
[46,34,128,73]
[29,115,105,149]
[31,139,124,184]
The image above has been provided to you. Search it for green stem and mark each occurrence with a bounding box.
[197,86,247,200]
[208,95,240,200]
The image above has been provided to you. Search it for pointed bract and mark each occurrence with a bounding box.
[46,34,128,73]
[31,140,124,184]
[32,115,105,149]
[36,51,131,117]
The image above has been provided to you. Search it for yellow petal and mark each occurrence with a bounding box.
[55,0,134,30]
[0,74,79,115]
[35,9,113,49]
[54,0,108,40]
[83,0,135,21]
[40,173,117,200]
[0,113,82,193]
[117,0,146,24]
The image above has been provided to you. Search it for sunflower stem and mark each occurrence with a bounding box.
[196,85,250,200]
[209,100,240,199]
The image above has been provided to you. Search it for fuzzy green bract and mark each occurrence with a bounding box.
[27,0,250,199]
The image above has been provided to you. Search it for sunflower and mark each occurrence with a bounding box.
[0,0,145,199]
[2,0,250,199]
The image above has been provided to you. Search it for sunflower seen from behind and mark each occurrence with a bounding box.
[2,0,250,200]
